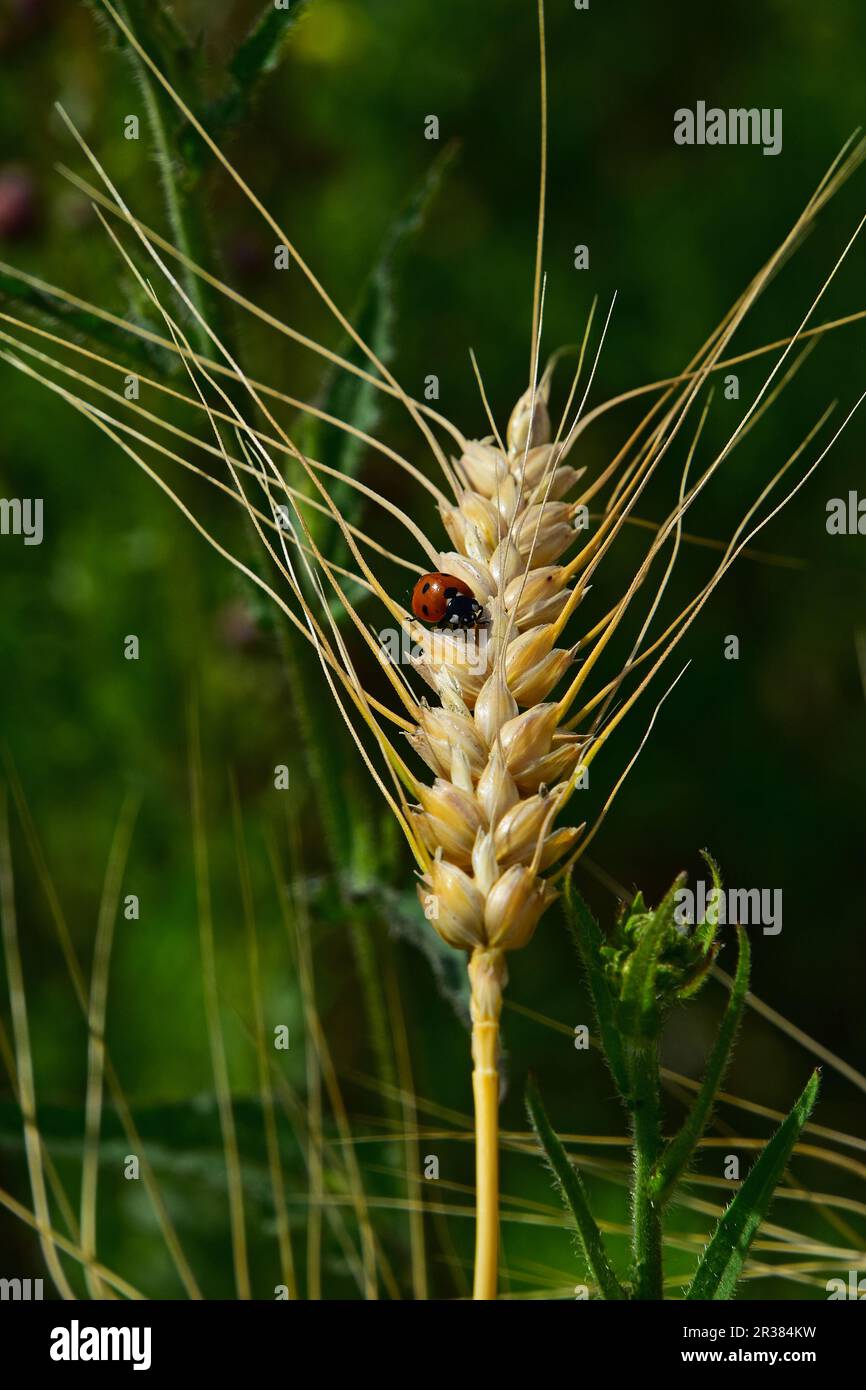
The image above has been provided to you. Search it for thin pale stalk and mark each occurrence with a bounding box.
[469,948,505,1300]
[0,1016,81,1246]
[472,1021,500,1301]
[383,954,429,1299]
[3,759,202,1298]
[188,697,251,1300]
[0,1184,145,1299]
[283,814,386,1299]
[231,777,297,1299]
[81,793,139,1299]
[0,788,76,1299]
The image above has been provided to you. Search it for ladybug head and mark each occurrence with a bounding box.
[443,591,485,629]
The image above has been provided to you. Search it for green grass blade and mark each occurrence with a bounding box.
[685,1069,821,1300]
[525,1076,627,1300]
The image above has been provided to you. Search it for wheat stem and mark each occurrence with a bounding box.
[469,948,506,1299]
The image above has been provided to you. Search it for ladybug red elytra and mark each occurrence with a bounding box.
[411,573,485,629]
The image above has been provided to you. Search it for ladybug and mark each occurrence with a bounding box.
[412,572,484,629]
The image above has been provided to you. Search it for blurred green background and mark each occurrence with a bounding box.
[0,0,864,1299]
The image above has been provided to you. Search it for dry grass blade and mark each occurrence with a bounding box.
[713,965,866,1097]
[0,1183,145,1300]
[2,758,202,1297]
[383,955,429,1299]
[188,697,251,1300]
[280,814,384,1300]
[231,777,297,1299]
[0,786,76,1299]
[80,793,139,1300]
[0,1009,80,1246]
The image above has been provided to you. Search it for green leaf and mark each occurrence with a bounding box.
[685,1069,820,1300]
[694,847,724,953]
[525,1077,626,1300]
[187,2,315,159]
[652,926,750,1204]
[230,1,312,92]
[618,877,684,1041]
[674,942,718,1001]
[563,875,631,1101]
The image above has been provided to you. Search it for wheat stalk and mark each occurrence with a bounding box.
[404,371,598,1296]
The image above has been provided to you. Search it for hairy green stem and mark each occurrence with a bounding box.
[629,1041,663,1299]
[114,1,240,379]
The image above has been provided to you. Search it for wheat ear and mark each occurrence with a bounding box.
[409,362,597,1295]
